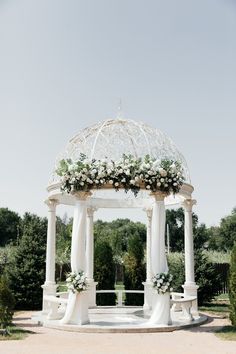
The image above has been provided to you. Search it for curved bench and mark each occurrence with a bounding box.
[44,294,68,320]
[171,292,197,321]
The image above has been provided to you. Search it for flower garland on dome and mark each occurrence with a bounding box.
[56,153,185,196]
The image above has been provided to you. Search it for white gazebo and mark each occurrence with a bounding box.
[40,118,205,332]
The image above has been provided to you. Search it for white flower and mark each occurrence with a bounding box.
[80,181,84,186]
[115,182,119,187]
[125,169,130,175]
[130,179,135,185]
[159,168,167,177]
[109,179,113,184]
[160,178,165,183]
[107,169,112,174]
[146,185,151,189]
[173,182,177,186]
[95,180,99,184]
[119,168,123,173]
[92,168,97,174]
[157,182,161,187]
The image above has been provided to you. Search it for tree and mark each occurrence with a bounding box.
[0,275,15,329]
[94,241,116,305]
[208,208,236,251]
[55,215,71,281]
[0,208,21,247]
[7,213,47,310]
[229,243,236,326]
[166,208,209,252]
[123,233,145,305]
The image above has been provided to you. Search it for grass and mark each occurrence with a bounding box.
[215,326,236,341]
[0,326,34,341]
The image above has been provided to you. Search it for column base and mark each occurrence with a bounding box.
[42,282,57,314]
[142,281,153,310]
[87,280,98,308]
[182,283,199,316]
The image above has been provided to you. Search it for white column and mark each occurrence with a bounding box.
[143,208,153,310]
[42,199,58,313]
[151,192,168,275]
[61,191,91,325]
[86,207,98,307]
[86,207,96,281]
[146,208,152,282]
[149,192,171,325]
[182,199,199,315]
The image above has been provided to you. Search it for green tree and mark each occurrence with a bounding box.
[123,233,145,305]
[7,213,47,310]
[229,243,236,326]
[56,215,71,281]
[0,275,15,328]
[194,250,220,305]
[0,208,21,247]
[166,208,208,251]
[94,241,116,305]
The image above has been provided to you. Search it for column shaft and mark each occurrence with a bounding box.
[45,200,57,285]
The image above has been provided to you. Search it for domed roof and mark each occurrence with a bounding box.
[52,118,190,183]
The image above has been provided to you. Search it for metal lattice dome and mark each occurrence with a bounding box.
[52,118,190,183]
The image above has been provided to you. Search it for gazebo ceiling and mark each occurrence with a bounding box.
[51,118,190,184]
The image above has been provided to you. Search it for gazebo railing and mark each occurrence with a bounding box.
[96,289,144,307]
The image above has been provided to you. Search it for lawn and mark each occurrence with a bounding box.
[199,294,236,341]
[0,326,33,341]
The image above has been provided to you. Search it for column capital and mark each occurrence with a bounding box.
[45,199,59,211]
[182,199,197,212]
[73,191,92,200]
[87,207,97,217]
[150,191,167,201]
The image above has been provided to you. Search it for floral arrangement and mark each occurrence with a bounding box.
[66,270,88,293]
[56,153,184,196]
[152,272,173,294]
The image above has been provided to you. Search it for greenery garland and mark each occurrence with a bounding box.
[56,153,185,196]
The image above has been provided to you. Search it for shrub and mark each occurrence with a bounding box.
[195,250,220,305]
[167,252,185,292]
[0,275,15,328]
[229,244,236,326]
[123,233,145,306]
[7,213,47,310]
[94,241,116,305]
[168,251,220,305]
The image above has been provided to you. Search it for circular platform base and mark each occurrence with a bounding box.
[42,307,208,333]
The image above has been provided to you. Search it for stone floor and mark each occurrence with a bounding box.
[0,311,235,354]
[42,307,207,333]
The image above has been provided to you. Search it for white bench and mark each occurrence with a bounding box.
[44,294,68,320]
[171,292,197,321]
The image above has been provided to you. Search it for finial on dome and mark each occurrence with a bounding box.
[116,98,123,119]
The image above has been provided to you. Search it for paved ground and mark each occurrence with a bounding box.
[0,312,235,354]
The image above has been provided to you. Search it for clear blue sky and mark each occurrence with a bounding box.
[0,0,235,226]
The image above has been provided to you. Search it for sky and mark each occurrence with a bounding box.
[0,0,236,226]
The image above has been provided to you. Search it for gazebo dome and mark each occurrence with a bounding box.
[52,118,190,183]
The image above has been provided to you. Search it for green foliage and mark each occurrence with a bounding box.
[0,208,21,247]
[168,251,220,305]
[7,213,47,310]
[167,252,185,292]
[0,275,15,328]
[229,244,236,326]
[123,233,145,305]
[203,250,230,264]
[94,241,116,305]
[194,250,220,305]
[208,208,236,251]
[55,215,71,281]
